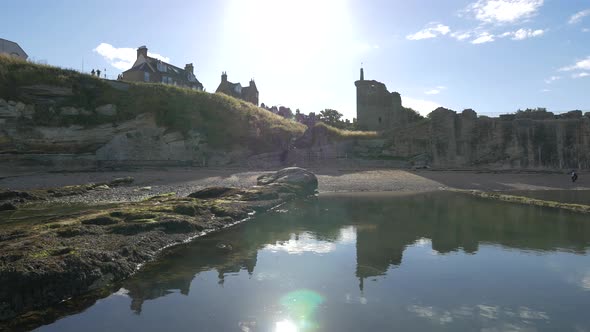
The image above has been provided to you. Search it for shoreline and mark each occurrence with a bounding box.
[1,168,587,205]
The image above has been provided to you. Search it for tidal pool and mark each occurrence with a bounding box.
[33,192,590,331]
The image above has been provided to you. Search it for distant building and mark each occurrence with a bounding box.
[121,46,203,90]
[0,38,28,60]
[215,72,259,106]
[355,67,403,131]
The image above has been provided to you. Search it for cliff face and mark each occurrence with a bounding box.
[428,108,590,169]
[0,57,306,170]
[298,109,590,170]
[0,97,244,168]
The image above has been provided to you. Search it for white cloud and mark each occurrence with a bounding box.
[544,75,561,84]
[466,0,544,24]
[541,88,551,92]
[559,56,590,71]
[573,72,590,78]
[583,28,590,32]
[407,23,451,40]
[499,28,545,40]
[569,9,590,24]
[403,97,441,115]
[264,234,335,254]
[451,31,472,41]
[425,86,447,95]
[93,43,171,71]
[471,32,495,44]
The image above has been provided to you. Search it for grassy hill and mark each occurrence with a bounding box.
[0,55,306,153]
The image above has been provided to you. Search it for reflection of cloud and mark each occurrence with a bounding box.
[413,238,432,247]
[338,226,356,244]
[518,306,549,320]
[407,305,453,324]
[477,304,499,319]
[255,271,280,281]
[113,288,130,297]
[581,272,590,290]
[264,234,336,254]
[408,303,549,326]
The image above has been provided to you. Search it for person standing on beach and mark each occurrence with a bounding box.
[571,170,578,182]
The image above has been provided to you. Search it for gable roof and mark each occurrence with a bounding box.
[216,80,243,98]
[123,54,203,88]
[0,38,28,59]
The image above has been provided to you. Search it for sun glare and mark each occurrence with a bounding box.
[225,0,354,67]
[275,319,298,332]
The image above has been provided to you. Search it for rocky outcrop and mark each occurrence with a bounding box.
[298,108,590,170]
[0,168,317,322]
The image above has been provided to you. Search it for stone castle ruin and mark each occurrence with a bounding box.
[348,68,590,169]
[355,68,422,131]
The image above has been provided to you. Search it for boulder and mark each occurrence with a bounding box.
[257,167,318,195]
[96,104,117,116]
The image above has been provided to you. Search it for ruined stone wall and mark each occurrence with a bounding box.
[428,108,590,169]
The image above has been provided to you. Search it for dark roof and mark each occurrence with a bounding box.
[216,80,242,98]
[124,55,202,88]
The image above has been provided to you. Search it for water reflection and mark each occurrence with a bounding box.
[122,192,590,314]
[29,192,590,331]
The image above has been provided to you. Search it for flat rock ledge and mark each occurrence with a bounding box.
[0,167,318,321]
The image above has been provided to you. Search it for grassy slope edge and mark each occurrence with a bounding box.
[0,55,306,153]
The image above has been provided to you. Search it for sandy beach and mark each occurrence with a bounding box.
[1,167,588,204]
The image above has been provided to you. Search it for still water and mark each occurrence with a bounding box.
[499,190,590,205]
[36,192,590,331]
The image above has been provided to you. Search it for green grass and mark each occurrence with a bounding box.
[0,55,306,152]
[315,122,380,140]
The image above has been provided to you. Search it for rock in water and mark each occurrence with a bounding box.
[257,167,318,195]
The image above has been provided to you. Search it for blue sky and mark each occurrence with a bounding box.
[1,0,589,120]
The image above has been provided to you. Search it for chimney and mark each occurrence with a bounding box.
[185,63,194,74]
[137,46,148,59]
[221,71,227,82]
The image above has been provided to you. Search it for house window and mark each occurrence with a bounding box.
[144,72,150,82]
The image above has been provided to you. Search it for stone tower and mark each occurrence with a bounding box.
[355,67,403,131]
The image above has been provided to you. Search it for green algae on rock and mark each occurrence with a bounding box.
[0,167,318,321]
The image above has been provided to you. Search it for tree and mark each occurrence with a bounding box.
[318,109,343,127]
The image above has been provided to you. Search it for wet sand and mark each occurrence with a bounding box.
[1,167,587,204]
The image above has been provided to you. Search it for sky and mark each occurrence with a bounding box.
[1,0,589,120]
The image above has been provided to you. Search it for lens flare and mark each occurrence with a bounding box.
[277,289,324,331]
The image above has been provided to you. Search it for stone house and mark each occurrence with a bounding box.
[0,38,28,60]
[121,46,203,90]
[215,72,259,106]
